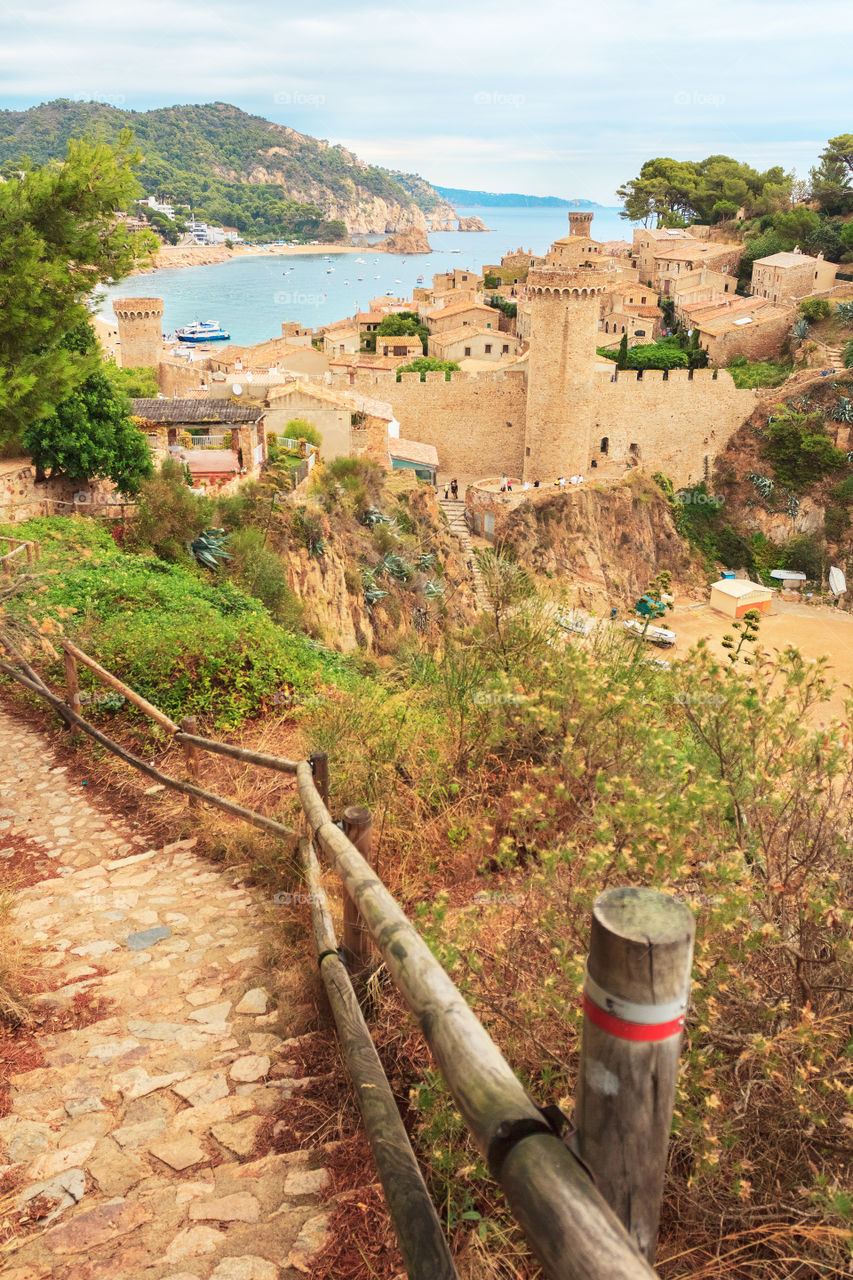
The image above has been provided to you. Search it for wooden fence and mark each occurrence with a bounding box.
[0,537,39,576]
[0,632,697,1279]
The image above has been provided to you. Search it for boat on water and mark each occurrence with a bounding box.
[355,257,366,264]
[176,320,230,343]
[416,275,424,284]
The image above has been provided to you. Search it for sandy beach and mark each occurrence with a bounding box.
[130,241,377,277]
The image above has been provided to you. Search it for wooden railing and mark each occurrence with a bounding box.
[0,536,39,576]
[0,632,697,1280]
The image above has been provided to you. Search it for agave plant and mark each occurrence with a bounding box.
[377,552,414,583]
[417,550,437,571]
[790,318,810,341]
[830,396,853,424]
[835,300,853,324]
[189,528,231,569]
[783,489,800,519]
[424,578,445,599]
[292,508,326,557]
[747,472,774,500]
[361,568,388,610]
[360,507,388,529]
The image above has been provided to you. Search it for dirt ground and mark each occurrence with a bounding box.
[667,596,853,724]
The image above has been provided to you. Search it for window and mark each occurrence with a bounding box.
[464,346,471,357]
[485,344,492,353]
[502,344,509,353]
[600,437,609,454]
[635,329,646,337]
[486,322,492,328]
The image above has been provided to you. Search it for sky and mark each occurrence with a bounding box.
[1,0,849,203]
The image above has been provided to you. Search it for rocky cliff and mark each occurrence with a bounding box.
[382,228,432,255]
[500,475,704,609]
[457,215,491,231]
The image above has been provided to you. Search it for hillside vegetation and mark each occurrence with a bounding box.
[0,100,447,240]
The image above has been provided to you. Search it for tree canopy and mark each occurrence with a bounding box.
[809,134,853,215]
[0,133,156,447]
[23,324,153,494]
[617,155,793,226]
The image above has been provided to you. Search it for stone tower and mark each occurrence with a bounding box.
[568,209,594,239]
[112,298,164,368]
[522,266,607,480]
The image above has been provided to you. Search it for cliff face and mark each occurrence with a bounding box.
[281,478,476,654]
[382,228,432,255]
[501,477,703,608]
[457,215,491,231]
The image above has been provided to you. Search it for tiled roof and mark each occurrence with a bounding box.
[430,300,498,321]
[696,305,789,336]
[391,438,439,466]
[753,251,823,268]
[131,399,264,423]
[431,325,510,348]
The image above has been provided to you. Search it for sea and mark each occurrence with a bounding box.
[96,206,633,347]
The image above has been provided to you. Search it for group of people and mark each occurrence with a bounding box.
[442,479,460,500]
[499,475,542,493]
[555,474,585,488]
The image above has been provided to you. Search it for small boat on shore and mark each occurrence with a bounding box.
[176,320,230,343]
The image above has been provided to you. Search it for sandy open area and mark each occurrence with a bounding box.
[668,597,853,725]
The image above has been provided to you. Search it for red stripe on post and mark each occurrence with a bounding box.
[582,994,685,1043]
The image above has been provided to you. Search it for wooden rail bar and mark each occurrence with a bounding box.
[342,805,374,967]
[59,639,179,733]
[0,660,297,844]
[295,761,656,1280]
[180,716,200,809]
[300,838,459,1280]
[174,732,298,775]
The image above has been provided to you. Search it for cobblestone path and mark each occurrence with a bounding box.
[0,709,333,1280]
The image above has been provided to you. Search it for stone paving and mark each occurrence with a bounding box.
[0,710,332,1280]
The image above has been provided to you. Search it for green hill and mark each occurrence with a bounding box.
[0,100,449,242]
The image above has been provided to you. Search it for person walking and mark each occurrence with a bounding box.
[450,478,459,500]
[443,481,450,500]
[499,473,508,493]
[506,477,513,492]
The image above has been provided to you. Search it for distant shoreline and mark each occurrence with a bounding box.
[130,241,374,277]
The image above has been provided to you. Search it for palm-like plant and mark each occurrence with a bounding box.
[791,318,810,341]
[189,528,231,569]
[830,396,853,424]
[835,300,853,324]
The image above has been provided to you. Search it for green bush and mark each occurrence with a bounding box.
[764,408,847,486]
[779,533,825,580]
[396,357,461,382]
[228,526,303,627]
[131,459,212,562]
[798,297,831,323]
[726,359,793,389]
[284,418,322,449]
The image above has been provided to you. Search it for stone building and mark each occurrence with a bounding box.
[693,303,792,364]
[651,240,743,295]
[131,399,268,483]
[426,301,502,335]
[751,249,838,303]
[428,327,521,362]
[112,297,164,368]
[376,334,423,360]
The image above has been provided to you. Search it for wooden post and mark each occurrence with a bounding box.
[63,648,81,716]
[576,886,695,1263]
[342,805,374,966]
[180,716,200,807]
[308,751,329,808]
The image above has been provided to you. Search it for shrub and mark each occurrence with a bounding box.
[764,408,847,486]
[798,297,831,323]
[284,418,322,448]
[131,459,213,562]
[396,358,460,382]
[779,532,825,580]
[227,526,303,627]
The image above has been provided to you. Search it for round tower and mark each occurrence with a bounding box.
[112,298,164,369]
[522,267,608,481]
[568,209,594,239]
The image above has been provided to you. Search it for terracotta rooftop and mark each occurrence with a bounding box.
[391,438,439,466]
[653,241,741,263]
[431,325,512,348]
[753,251,825,268]
[695,305,789,336]
[429,300,499,321]
[269,380,395,421]
[131,399,264,423]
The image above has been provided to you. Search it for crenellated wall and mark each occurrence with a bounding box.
[351,368,528,475]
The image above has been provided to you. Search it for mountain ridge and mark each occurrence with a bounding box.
[433,186,611,208]
[0,100,457,240]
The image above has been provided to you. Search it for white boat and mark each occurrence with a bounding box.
[355,257,366,264]
[622,619,676,647]
[176,319,230,343]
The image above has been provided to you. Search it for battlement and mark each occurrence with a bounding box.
[351,367,527,389]
[526,266,609,298]
[112,298,164,319]
[591,365,740,389]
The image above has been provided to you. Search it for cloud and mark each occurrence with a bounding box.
[0,0,848,200]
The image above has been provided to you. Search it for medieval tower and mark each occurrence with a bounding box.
[568,209,594,239]
[113,298,164,369]
[522,266,608,480]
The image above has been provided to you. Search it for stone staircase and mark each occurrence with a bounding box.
[825,344,845,373]
[438,497,487,611]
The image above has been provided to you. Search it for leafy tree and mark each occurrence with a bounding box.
[618,154,792,226]
[711,199,739,223]
[773,206,821,251]
[0,134,157,448]
[105,364,160,398]
[810,134,853,215]
[764,407,847,486]
[780,532,826,580]
[616,332,629,369]
[283,418,322,448]
[488,295,517,320]
[376,311,428,353]
[23,325,153,494]
[396,358,460,382]
[131,458,213,561]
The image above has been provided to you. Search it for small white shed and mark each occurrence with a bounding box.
[709,579,773,619]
